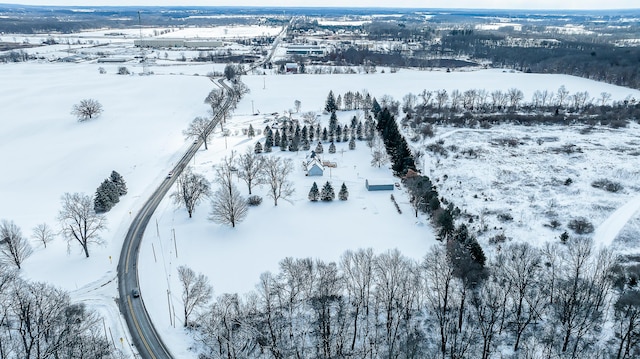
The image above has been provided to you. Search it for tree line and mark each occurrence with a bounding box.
[189,238,639,359]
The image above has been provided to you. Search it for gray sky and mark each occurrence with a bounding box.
[1,0,638,9]
[2,1,639,10]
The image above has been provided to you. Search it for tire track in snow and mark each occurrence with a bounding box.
[593,194,640,247]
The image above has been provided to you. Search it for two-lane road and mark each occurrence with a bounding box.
[117,79,234,359]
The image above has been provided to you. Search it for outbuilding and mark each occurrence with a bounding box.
[365,179,394,191]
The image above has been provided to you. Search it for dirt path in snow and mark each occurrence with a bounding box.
[593,194,640,247]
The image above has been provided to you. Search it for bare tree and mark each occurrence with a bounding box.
[302,111,318,126]
[261,156,295,206]
[435,90,449,113]
[507,88,524,110]
[184,116,212,150]
[497,242,546,352]
[556,85,570,108]
[177,265,213,327]
[0,220,32,269]
[58,193,106,258]
[210,154,248,227]
[32,223,55,249]
[209,185,248,228]
[402,93,418,114]
[171,167,211,218]
[236,147,264,195]
[599,92,612,107]
[370,133,389,168]
[205,88,226,111]
[71,99,103,122]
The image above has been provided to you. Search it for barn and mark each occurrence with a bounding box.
[365,179,394,191]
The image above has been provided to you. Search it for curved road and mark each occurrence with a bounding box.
[117,79,234,359]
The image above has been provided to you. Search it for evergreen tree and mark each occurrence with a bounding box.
[315,141,324,154]
[329,111,338,137]
[264,125,272,137]
[336,94,342,110]
[322,127,329,142]
[94,179,119,213]
[94,187,113,213]
[342,125,349,142]
[302,137,311,151]
[315,125,321,140]
[371,97,382,115]
[335,125,342,142]
[350,116,358,130]
[308,182,320,202]
[325,90,337,113]
[329,141,336,154]
[279,132,289,151]
[308,124,315,141]
[356,121,364,140]
[339,182,349,200]
[301,125,308,141]
[349,137,356,150]
[289,132,300,152]
[364,93,372,112]
[264,134,273,152]
[274,130,281,148]
[320,181,335,201]
[110,170,127,196]
[254,141,263,154]
[248,124,255,138]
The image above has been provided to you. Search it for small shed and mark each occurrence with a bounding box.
[285,63,298,73]
[366,179,394,191]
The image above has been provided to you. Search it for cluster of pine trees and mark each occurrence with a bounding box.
[256,111,376,155]
[94,170,127,213]
[308,181,348,202]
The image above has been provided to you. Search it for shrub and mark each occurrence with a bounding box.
[564,178,573,186]
[544,219,562,229]
[497,213,513,222]
[591,179,623,193]
[567,218,594,234]
[117,66,130,75]
[489,233,507,244]
[247,195,262,206]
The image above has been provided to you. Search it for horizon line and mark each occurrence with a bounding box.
[0,3,639,11]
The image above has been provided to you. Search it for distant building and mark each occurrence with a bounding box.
[286,44,325,56]
[134,38,224,48]
[285,63,298,73]
[365,179,394,191]
[97,57,129,63]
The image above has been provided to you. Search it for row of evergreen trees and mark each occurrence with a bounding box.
[373,103,486,277]
[94,171,127,213]
[308,181,349,202]
[374,107,416,176]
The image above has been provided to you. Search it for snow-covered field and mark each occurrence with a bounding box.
[422,124,640,252]
[2,60,640,357]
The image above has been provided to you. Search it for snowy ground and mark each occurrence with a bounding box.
[2,60,640,357]
[421,124,640,253]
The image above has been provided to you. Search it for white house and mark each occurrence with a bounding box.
[305,151,324,176]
